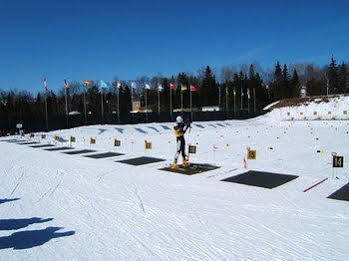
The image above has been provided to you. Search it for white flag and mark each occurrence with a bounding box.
[131,82,136,89]
[117,81,121,88]
[247,88,251,99]
[158,85,163,91]
[233,89,236,96]
[145,83,151,90]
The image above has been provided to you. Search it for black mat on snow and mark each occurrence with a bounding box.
[85,152,124,159]
[2,139,23,143]
[45,147,74,151]
[18,142,40,145]
[30,144,55,148]
[194,124,204,129]
[161,125,171,130]
[117,156,165,166]
[160,163,220,175]
[63,149,96,155]
[328,183,349,202]
[222,170,298,189]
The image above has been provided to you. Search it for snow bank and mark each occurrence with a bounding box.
[266,95,349,121]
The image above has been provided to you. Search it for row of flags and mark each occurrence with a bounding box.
[41,78,199,93]
[42,78,250,97]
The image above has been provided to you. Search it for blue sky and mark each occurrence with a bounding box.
[0,0,348,93]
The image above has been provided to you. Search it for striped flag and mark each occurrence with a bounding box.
[190,85,198,92]
[43,78,48,92]
[170,83,177,90]
[64,79,69,90]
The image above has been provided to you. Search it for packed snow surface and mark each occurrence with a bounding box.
[1,115,349,260]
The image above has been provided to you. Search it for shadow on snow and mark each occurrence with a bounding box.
[0,198,20,205]
[0,227,75,250]
[0,217,53,231]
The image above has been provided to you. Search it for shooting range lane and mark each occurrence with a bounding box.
[222,171,299,189]
[84,152,125,159]
[117,156,165,166]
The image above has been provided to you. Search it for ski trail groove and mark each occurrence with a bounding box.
[10,167,25,196]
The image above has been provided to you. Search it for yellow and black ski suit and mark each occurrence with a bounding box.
[174,122,189,163]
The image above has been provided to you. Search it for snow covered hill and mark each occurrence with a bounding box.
[0,114,348,260]
[265,95,349,121]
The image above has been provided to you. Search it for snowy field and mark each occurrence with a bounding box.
[1,113,349,260]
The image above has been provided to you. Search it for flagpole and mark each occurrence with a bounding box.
[157,89,160,117]
[101,90,104,124]
[190,87,193,121]
[117,86,120,124]
[233,88,236,118]
[45,91,48,131]
[240,84,243,110]
[83,90,87,125]
[225,84,229,118]
[145,88,148,123]
[170,86,173,121]
[247,89,250,115]
[65,86,68,128]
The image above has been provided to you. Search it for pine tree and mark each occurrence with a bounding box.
[282,64,289,98]
[328,56,339,94]
[272,61,283,100]
[290,69,300,98]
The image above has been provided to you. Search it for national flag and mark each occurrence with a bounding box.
[247,88,251,99]
[64,79,69,90]
[170,83,177,90]
[158,85,163,91]
[83,80,93,86]
[99,80,108,88]
[42,78,48,92]
[190,85,198,92]
[181,84,187,91]
[145,83,151,90]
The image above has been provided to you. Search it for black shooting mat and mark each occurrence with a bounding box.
[117,156,165,166]
[160,163,220,175]
[84,152,124,159]
[2,139,23,143]
[328,183,349,202]
[17,142,40,145]
[194,124,205,129]
[221,170,298,189]
[63,149,96,155]
[45,147,74,151]
[30,144,56,148]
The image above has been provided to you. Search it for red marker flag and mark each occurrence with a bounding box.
[170,83,177,90]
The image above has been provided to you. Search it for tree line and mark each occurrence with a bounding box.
[0,57,348,122]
